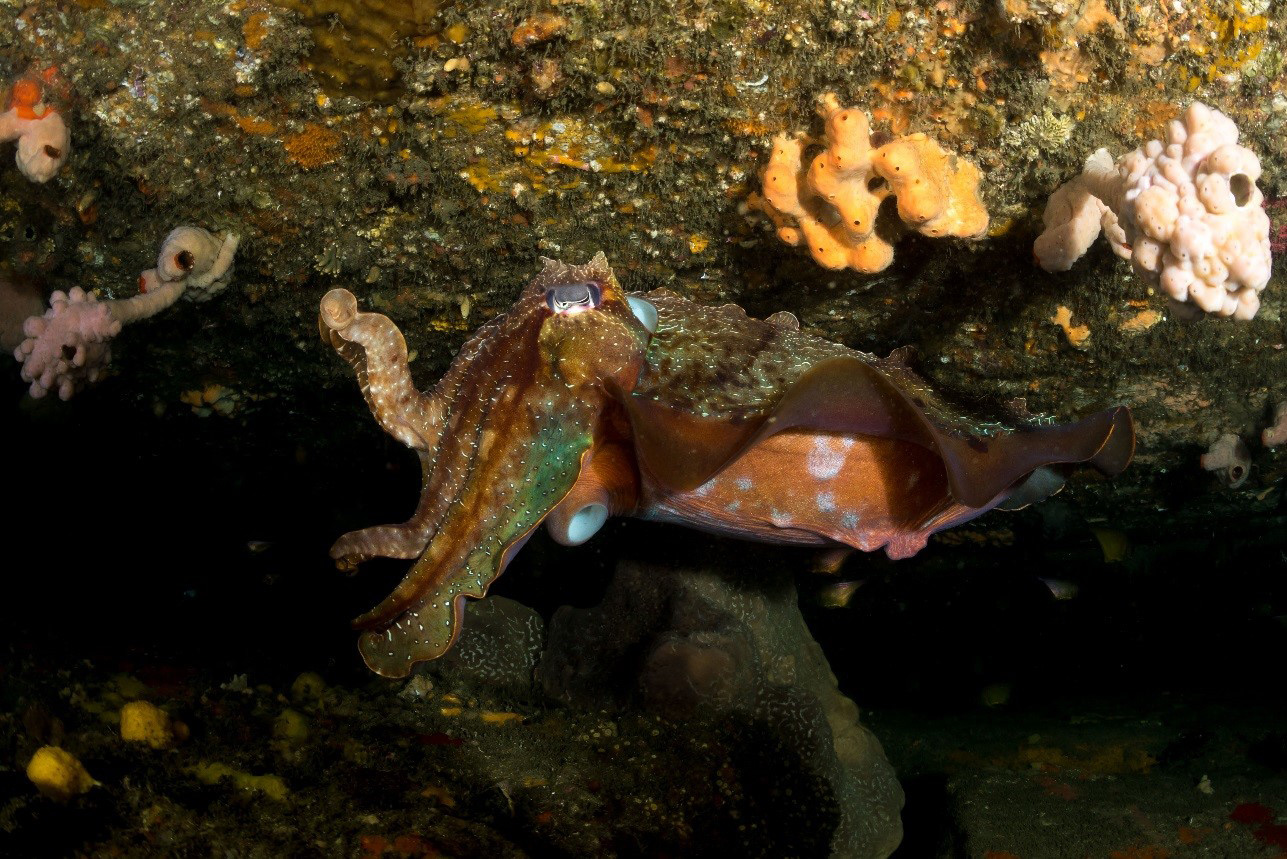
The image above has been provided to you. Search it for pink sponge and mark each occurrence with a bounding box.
[1199,433,1251,488]
[14,227,239,399]
[1263,402,1287,448]
[1036,102,1272,320]
[0,70,70,183]
[14,287,118,399]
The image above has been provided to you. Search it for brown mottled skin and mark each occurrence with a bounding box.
[321,255,1135,677]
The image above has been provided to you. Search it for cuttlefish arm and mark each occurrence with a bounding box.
[325,254,650,677]
[320,289,444,452]
[320,287,566,568]
[320,290,450,567]
[355,395,602,676]
[327,452,440,567]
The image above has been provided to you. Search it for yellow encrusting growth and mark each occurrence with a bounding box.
[750,93,989,273]
[190,761,290,801]
[283,123,343,169]
[120,700,177,749]
[1192,0,1268,84]
[1051,305,1091,348]
[26,746,97,801]
[480,710,524,725]
[290,671,327,705]
[273,709,310,746]
[269,0,443,100]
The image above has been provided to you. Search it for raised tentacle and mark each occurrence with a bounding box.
[319,288,443,451]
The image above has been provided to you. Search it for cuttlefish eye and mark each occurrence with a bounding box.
[546,281,601,315]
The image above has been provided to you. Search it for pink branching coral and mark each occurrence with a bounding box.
[0,68,70,183]
[15,287,119,400]
[14,227,239,399]
[1035,102,1272,320]
[749,93,989,273]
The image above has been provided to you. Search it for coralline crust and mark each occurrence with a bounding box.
[750,93,989,274]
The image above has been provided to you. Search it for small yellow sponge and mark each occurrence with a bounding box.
[289,671,327,705]
[273,708,310,746]
[190,761,290,801]
[120,701,175,749]
[26,746,96,801]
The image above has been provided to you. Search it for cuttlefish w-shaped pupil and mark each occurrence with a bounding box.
[546,281,601,314]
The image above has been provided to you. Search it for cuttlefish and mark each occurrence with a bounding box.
[321,254,1134,677]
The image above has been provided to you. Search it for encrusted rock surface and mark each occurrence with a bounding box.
[1,4,1285,852]
[541,559,904,858]
[1,0,1283,541]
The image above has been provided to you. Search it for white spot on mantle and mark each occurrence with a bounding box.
[807,437,850,480]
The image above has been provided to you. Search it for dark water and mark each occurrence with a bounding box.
[9,369,1283,702]
[4,366,1286,857]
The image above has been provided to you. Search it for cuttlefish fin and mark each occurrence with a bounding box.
[624,355,907,492]
[764,357,1135,507]
[993,465,1068,512]
[764,310,800,330]
[629,355,1134,509]
[624,396,763,491]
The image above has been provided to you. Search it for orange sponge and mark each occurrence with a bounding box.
[752,93,989,273]
[870,133,988,239]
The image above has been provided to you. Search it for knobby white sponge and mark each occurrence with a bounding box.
[0,70,70,183]
[1200,433,1250,488]
[1035,102,1272,320]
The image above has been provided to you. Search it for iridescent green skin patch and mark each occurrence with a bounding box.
[356,396,597,677]
[322,254,1134,678]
